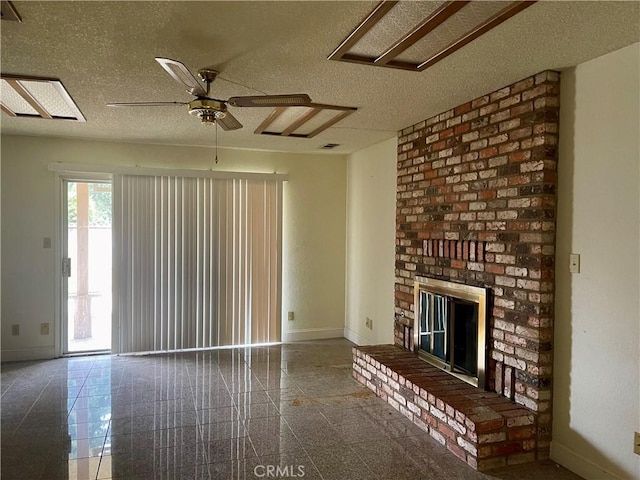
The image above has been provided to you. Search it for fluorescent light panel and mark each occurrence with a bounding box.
[256,104,356,139]
[349,1,445,57]
[328,0,537,72]
[1,80,38,115]
[0,75,85,121]
[396,1,507,63]
[294,109,346,136]
[267,107,312,132]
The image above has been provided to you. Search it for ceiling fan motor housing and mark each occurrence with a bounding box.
[188,98,227,124]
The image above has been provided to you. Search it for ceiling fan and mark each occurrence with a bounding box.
[107,57,312,131]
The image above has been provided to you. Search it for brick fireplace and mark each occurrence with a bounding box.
[353,71,559,470]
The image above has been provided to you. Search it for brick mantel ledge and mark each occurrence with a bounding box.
[354,345,540,471]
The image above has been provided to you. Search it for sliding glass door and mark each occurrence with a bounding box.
[112,175,282,354]
[62,180,112,354]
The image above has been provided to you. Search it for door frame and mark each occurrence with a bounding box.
[54,172,112,357]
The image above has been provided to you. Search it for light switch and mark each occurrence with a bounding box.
[43,237,52,248]
[569,254,580,273]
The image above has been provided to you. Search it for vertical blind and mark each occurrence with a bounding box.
[112,175,282,353]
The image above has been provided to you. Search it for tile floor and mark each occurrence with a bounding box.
[1,338,582,480]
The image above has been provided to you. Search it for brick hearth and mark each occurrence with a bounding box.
[354,345,538,471]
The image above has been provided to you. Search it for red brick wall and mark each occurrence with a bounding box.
[394,71,559,452]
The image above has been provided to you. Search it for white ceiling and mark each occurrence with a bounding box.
[1,1,638,154]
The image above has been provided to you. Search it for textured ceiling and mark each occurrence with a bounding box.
[1,1,638,154]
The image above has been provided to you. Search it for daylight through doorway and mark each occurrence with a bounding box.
[64,180,112,353]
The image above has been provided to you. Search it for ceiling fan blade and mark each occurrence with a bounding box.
[107,101,187,107]
[217,111,243,131]
[155,57,207,97]
[227,94,311,108]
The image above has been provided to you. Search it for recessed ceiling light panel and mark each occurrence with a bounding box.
[0,75,86,121]
[329,0,537,72]
[349,1,445,57]
[396,1,508,64]
[1,80,39,115]
[295,109,347,136]
[255,103,356,139]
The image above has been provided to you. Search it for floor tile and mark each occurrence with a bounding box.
[250,431,305,456]
[253,452,323,480]
[204,436,257,463]
[1,339,582,480]
[199,420,247,442]
[309,446,380,480]
[197,405,240,424]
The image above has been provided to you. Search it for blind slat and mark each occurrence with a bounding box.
[112,175,282,353]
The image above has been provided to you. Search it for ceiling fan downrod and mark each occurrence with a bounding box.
[197,68,219,97]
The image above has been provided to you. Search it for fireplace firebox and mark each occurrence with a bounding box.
[413,277,488,388]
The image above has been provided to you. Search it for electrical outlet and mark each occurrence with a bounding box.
[569,253,580,273]
[365,317,373,330]
[287,311,294,321]
[11,324,19,336]
[634,432,640,455]
[40,323,50,335]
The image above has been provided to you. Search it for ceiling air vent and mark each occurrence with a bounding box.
[321,143,340,150]
[1,1,22,22]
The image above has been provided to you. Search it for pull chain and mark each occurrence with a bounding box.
[215,121,219,164]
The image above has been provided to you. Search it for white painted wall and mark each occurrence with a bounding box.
[345,137,397,345]
[553,43,640,480]
[1,135,347,360]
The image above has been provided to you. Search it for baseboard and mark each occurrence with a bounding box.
[282,327,344,342]
[1,346,56,362]
[343,327,370,346]
[550,441,624,480]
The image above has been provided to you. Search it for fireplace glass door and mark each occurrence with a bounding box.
[419,292,450,363]
[451,299,478,376]
[414,277,487,388]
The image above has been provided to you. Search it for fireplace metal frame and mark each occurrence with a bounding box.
[413,277,488,388]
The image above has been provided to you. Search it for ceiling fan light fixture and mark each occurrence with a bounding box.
[199,111,226,124]
[188,98,227,120]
